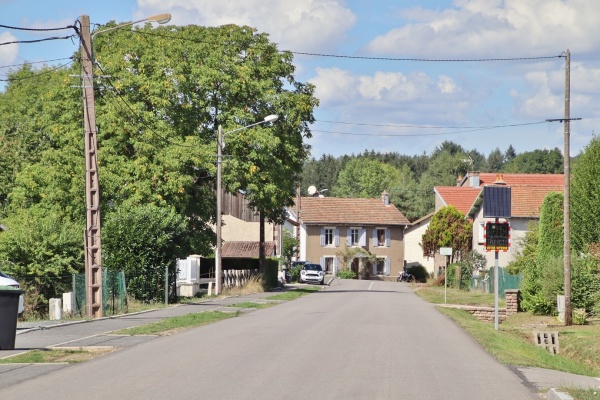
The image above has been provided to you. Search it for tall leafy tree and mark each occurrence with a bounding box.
[421,206,472,262]
[332,158,401,198]
[571,136,600,253]
[486,147,505,172]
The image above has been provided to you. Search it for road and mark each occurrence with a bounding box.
[0,279,538,399]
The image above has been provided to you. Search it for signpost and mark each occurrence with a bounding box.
[483,183,511,330]
[440,247,452,303]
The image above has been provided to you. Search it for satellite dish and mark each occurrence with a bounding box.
[307,185,317,196]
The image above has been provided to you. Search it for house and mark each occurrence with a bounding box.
[433,172,564,268]
[403,213,435,276]
[295,192,411,279]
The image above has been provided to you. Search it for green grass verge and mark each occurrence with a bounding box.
[228,301,276,309]
[416,286,600,378]
[0,348,112,364]
[113,311,238,336]
[265,287,320,301]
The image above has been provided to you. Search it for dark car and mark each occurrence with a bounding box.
[299,263,325,285]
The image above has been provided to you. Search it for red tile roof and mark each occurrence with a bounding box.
[296,197,410,226]
[434,187,482,216]
[464,173,564,187]
[221,241,276,258]
[510,185,564,217]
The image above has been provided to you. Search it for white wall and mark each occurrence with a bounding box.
[404,219,435,275]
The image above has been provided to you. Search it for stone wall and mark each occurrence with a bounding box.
[439,289,521,324]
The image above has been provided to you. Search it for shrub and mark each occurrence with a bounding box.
[337,269,357,279]
[406,264,428,283]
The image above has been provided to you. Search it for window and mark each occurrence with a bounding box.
[376,258,385,275]
[351,228,360,245]
[372,228,390,247]
[478,222,485,244]
[321,227,339,247]
[324,228,334,245]
[377,229,386,246]
[321,256,337,274]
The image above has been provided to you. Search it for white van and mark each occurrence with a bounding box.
[0,271,25,317]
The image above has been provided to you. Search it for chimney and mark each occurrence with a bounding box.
[381,190,390,206]
[468,171,480,187]
[493,174,507,185]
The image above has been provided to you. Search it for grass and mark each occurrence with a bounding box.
[112,311,239,336]
[0,348,114,364]
[415,284,600,378]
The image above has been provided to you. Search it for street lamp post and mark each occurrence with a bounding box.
[79,13,171,318]
[215,115,279,295]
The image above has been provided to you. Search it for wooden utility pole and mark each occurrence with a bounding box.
[563,49,571,326]
[80,15,103,318]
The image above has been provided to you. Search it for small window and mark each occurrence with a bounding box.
[324,228,334,246]
[478,222,485,244]
[351,228,360,245]
[377,229,386,246]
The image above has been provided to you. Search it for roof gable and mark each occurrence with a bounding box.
[434,187,481,216]
[296,197,410,226]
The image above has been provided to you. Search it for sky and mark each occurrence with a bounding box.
[1,0,599,160]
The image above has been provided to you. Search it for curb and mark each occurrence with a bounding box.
[546,388,574,400]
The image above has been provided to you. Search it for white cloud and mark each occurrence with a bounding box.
[137,0,356,51]
[309,67,471,125]
[0,32,18,66]
[364,0,600,58]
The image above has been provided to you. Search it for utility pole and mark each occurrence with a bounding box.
[80,15,103,318]
[563,49,571,326]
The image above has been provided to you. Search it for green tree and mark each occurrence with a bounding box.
[502,148,563,173]
[421,206,472,262]
[486,147,505,172]
[102,204,190,302]
[280,229,299,269]
[504,145,517,162]
[571,136,600,253]
[332,158,401,198]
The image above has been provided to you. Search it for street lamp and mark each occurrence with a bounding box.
[215,114,279,295]
[79,13,171,318]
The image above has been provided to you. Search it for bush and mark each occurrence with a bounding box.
[406,264,428,283]
[337,268,357,279]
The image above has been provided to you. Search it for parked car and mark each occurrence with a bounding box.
[0,271,25,317]
[299,263,325,285]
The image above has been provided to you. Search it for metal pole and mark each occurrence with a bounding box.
[563,49,572,326]
[444,255,448,303]
[215,125,223,296]
[494,218,499,330]
[80,15,103,318]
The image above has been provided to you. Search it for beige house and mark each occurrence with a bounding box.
[295,192,411,279]
[403,213,435,276]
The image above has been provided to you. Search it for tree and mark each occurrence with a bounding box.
[0,22,317,297]
[421,206,472,262]
[502,148,563,173]
[332,158,401,198]
[571,136,600,253]
[486,147,505,172]
[504,145,517,162]
[280,229,299,269]
[102,204,190,302]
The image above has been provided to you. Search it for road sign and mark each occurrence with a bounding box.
[485,222,510,251]
[440,247,452,256]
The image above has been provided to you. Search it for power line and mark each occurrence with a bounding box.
[0,57,74,70]
[0,60,74,82]
[315,120,547,130]
[289,52,564,62]
[311,121,548,137]
[0,23,77,32]
[0,35,78,46]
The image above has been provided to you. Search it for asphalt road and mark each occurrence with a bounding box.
[1,279,539,399]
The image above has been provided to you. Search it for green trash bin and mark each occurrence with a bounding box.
[0,286,24,350]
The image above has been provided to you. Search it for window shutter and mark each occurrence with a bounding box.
[385,229,391,247]
[372,262,377,275]
[320,256,325,267]
[359,229,366,246]
[385,258,390,276]
[372,229,378,247]
[333,257,339,275]
[320,227,325,247]
[346,228,352,246]
[478,222,485,244]
[334,228,339,247]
